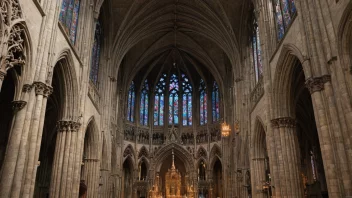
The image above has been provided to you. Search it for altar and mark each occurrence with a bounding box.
[149,150,195,198]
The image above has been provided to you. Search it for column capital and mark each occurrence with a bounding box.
[57,120,81,132]
[22,84,33,93]
[12,100,27,112]
[305,75,331,94]
[33,81,53,97]
[271,117,296,128]
[0,70,6,80]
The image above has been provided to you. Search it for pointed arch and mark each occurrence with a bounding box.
[272,44,307,118]
[51,49,80,120]
[210,144,222,167]
[123,144,136,165]
[197,146,207,159]
[138,146,149,159]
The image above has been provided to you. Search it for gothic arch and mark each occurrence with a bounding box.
[272,44,307,118]
[50,49,80,120]
[123,144,136,166]
[83,117,100,160]
[338,1,352,70]
[250,118,269,197]
[153,143,195,172]
[138,146,149,159]
[209,144,222,168]
[197,146,207,159]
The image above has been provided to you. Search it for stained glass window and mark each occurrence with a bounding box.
[212,81,220,122]
[273,0,297,40]
[90,22,102,86]
[154,74,167,126]
[127,82,136,122]
[59,0,81,44]
[252,15,263,82]
[140,80,149,126]
[182,74,192,126]
[199,79,207,125]
[169,73,179,125]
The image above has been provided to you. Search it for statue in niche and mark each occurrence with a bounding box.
[165,125,181,144]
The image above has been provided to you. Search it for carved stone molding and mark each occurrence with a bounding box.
[0,70,6,80]
[33,81,52,97]
[57,120,81,132]
[305,75,331,94]
[22,84,33,92]
[271,117,296,128]
[12,100,27,112]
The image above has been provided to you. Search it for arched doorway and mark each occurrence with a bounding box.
[212,158,222,198]
[122,157,134,198]
[0,68,17,169]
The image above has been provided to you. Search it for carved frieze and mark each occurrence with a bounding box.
[305,75,331,94]
[57,120,81,132]
[271,117,296,128]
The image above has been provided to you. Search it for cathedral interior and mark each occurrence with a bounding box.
[1,0,352,198]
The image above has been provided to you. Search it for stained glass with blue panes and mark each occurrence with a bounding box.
[140,80,149,126]
[59,0,80,43]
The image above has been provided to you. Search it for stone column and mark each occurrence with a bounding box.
[250,158,266,198]
[306,76,352,197]
[82,158,100,198]
[49,120,81,198]
[270,117,304,197]
[0,84,33,198]
[0,70,6,92]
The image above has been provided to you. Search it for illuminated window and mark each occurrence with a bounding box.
[59,0,81,43]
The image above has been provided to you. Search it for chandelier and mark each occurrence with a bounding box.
[221,122,231,137]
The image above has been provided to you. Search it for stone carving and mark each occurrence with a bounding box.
[22,84,32,92]
[271,117,296,128]
[123,145,134,158]
[165,125,181,144]
[152,132,164,145]
[305,75,331,94]
[197,147,207,159]
[137,129,149,144]
[250,77,264,109]
[57,120,81,132]
[0,0,22,26]
[124,124,135,141]
[33,81,52,97]
[210,126,221,142]
[138,146,149,158]
[181,132,194,145]
[196,129,208,143]
[88,81,100,110]
[12,100,26,112]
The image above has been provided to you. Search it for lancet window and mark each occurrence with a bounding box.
[199,79,207,125]
[59,0,81,43]
[169,74,179,125]
[212,81,220,122]
[127,82,136,122]
[154,74,167,126]
[182,74,192,126]
[140,80,149,126]
[273,0,297,40]
[252,14,263,82]
[90,21,102,86]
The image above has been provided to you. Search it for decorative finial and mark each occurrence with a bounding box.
[171,149,175,169]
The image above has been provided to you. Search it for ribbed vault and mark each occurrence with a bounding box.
[105,0,250,81]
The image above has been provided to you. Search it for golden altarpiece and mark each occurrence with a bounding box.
[149,150,195,198]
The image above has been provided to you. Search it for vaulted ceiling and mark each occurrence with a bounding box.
[101,0,252,86]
